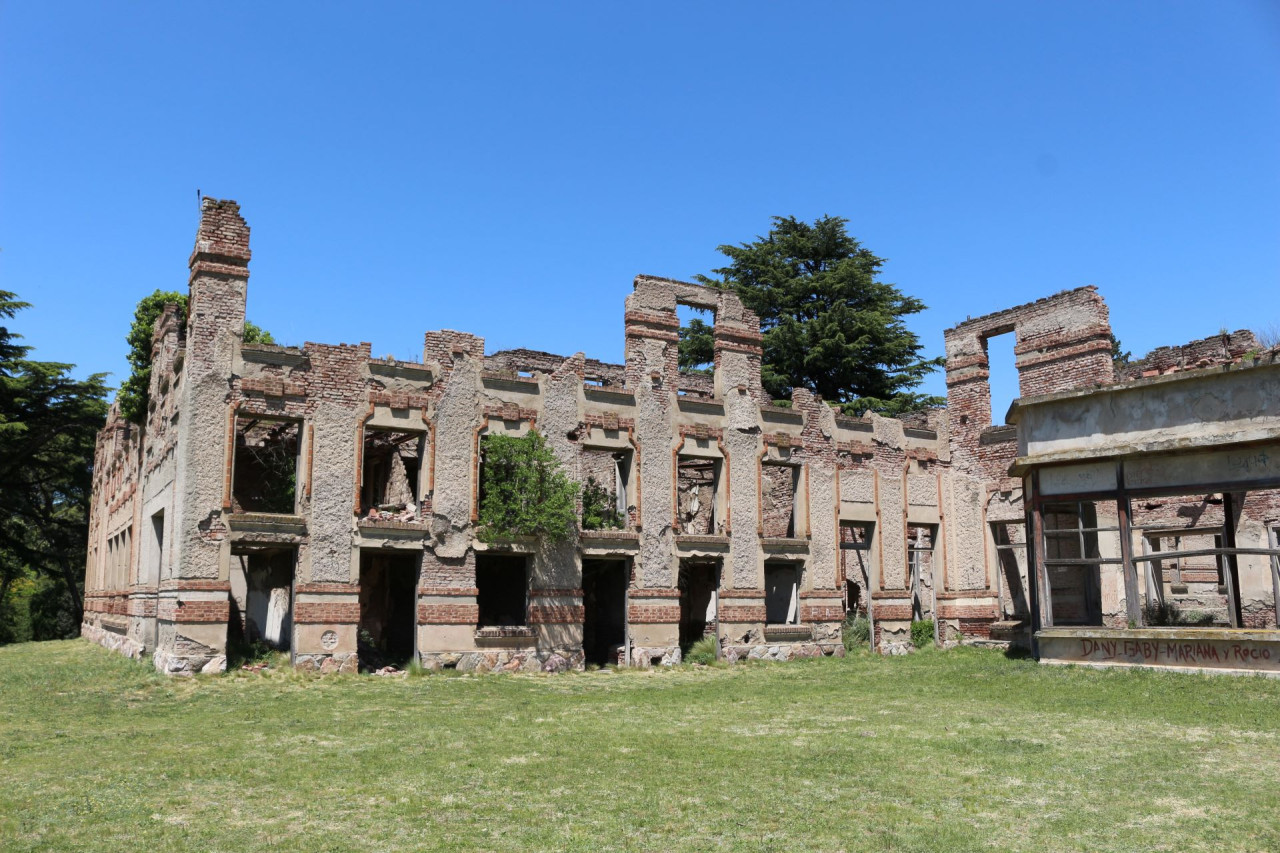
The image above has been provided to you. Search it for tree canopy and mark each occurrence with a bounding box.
[118,290,274,423]
[684,216,943,416]
[0,291,109,641]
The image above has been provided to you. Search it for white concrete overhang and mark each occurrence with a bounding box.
[1007,360,1280,477]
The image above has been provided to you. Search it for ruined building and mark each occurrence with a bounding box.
[82,199,1280,676]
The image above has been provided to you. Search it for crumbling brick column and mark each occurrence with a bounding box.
[155,198,250,674]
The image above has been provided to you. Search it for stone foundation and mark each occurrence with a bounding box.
[81,622,145,661]
[293,652,359,674]
[152,645,226,676]
[419,648,586,673]
[722,642,844,662]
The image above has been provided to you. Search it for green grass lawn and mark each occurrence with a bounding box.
[1,641,1278,852]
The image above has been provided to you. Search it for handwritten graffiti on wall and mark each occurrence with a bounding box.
[1078,638,1274,666]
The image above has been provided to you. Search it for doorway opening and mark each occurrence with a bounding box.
[582,559,628,666]
[678,558,720,654]
[229,546,295,654]
[359,550,419,669]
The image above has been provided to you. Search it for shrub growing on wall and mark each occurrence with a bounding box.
[580,476,624,531]
[477,432,579,543]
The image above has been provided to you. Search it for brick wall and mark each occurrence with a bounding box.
[1120,330,1261,380]
[945,286,1113,477]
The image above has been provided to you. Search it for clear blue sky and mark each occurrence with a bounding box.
[2,2,1277,415]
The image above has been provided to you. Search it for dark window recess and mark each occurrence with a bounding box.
[1042,501,1113,626]
[150,510,165,583]
[991,521,1028,619]
[476,555,528,627]
[232,418,301,514]
[765,562,800,624]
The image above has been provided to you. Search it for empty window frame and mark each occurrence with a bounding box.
[1136,522,1233,627]
[765,561,801,625]
[580,447,633,530]
[761,463,800,538]
[1142,529,1225,592]
[232,416,301,514]
[985,331,1018,427]
[475,554,528,627]
[991,520,1029,619]
[907,525,937,620]
[1041,501,1119,626]
[676,303,715,377]
[677,456,721,535]
[361,429,425,520]
[840,522,873,616]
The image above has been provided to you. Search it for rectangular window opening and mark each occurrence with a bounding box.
[581,447,633,530]
[232,416,301,514]
[148,510,165,585]
[677,455,721,535]
[1041,501,1118,626]
[907,525,937,620]
[582,558,628,667]
[840,522,874,618]
[991,520,1028,619]
[676,303,716,377]
[678,558,720,654]
[362,428,425,521]
[1131,493,1232,627]
[476,554,528,628]
[762,463,800,538]
[985,331,1018,427]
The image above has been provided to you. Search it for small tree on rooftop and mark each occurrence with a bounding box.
[118,290,274,423]
[477,432,579,542]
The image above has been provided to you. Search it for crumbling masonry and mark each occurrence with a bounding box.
[83,199,1280,675]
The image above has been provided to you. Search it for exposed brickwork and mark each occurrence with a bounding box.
[294,602,360,624]
[1121,330,1261,380]
[628,604,681,623]
[418,604,481,624]
[945,286,1114,478]
[720,605,767,622]
[800,605,844,622]
[158,600,230,623]
[529,605,585,624]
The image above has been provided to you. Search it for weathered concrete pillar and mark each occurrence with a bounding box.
[624,278,681,658]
